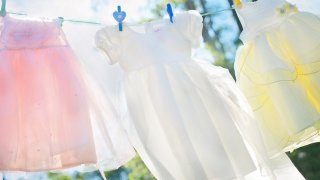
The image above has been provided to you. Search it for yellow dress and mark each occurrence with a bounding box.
[235,0,320,156]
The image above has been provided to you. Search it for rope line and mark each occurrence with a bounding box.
[6,7,235,26]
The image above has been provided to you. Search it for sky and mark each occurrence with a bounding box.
[7,0,320,20]
[7,0,320,25]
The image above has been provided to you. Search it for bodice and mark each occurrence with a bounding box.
[0,15,67,49]
[96,11,203,72]
[235,0,295,41]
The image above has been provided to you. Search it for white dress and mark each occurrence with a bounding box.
[95,11,299,180]
[235,0,320,156]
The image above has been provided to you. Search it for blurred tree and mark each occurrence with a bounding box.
[148,0,241,77]
[126,156,155,180]
[226,0,242,32]
[288,143,320,180]
[104,167,130,180]
[48,172,72,180]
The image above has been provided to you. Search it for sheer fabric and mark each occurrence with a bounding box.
[235,0,320,155]
[0,15,135,173]
[95,10,288,180]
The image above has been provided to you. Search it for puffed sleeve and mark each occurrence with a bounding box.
[176,10,204,48]
[95,26,121,65]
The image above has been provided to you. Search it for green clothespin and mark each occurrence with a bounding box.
[0,0,6,17]
[58,17,64,27]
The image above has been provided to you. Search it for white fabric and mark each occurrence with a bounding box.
[235,0,287,41]
[95,10,292,180]
[62,21,136,171]
[234,0,320,155]
[245,153,305,180]
[199,60,304,180]
[0,15,135,177]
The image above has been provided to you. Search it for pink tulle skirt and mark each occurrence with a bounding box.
[0,16,98,171]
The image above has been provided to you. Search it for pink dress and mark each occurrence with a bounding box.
[0,15,135,172]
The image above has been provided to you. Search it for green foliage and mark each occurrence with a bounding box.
[205,42,235,78]
[47,156,154,180]
[288,143,320,180]
[48,172,72,180]
[150,0,240,77]
[103,167,129,180]
[126,155,155,180]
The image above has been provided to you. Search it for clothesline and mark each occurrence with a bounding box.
[201,7,235,16]
[7,7,235,26]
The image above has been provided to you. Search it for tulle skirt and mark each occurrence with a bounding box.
[121,59,271,180]
[0,15,135,173]
[0,45,135,173]
[0,46,97,171]
[235,11,320,156]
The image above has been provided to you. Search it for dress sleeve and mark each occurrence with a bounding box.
[95,26,121,65]
[176,10,204,48]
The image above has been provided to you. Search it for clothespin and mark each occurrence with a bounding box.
[0,0,6,17]
[113,5,126,32]
[58,17,64,27]
[234,0,242,7]
[166,3,174,23]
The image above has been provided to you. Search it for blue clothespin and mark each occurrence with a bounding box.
[166,3,174,23]
[113,5,126,31]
